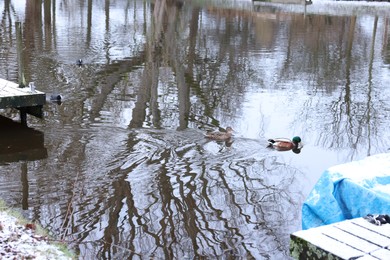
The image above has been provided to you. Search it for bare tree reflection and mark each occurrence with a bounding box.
[279,14,388,159]
[314,16,381,159]
[0,0,17,79]
[108,141,304,258]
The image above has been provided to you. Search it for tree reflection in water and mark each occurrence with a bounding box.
[92,129,304,258]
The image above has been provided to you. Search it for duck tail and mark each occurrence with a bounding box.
[267,139,275,148]
[268,139,275,144]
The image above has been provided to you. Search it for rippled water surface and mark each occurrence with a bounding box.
[1,0,390,258]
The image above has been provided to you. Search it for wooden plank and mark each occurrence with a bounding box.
[0,79,45,109]
[371,248,390,259]
[321,226,380,253]
[290,218,390,259]
[352,218,390,238]
[0,94,46,108]
[358,255,383,260]
[291,226,366,259]
[334,220,390,248]
[0,78,45,122]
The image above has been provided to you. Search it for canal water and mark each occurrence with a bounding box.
[1,0,390,258]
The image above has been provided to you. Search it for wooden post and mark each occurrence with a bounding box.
[15,21,26,88]
[20,107,27,127]
[21,162,29,210]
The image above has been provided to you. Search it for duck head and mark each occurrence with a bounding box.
[292,136,301,144]
[225,127,234,134]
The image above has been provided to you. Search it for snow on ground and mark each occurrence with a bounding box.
[0,211,73,260]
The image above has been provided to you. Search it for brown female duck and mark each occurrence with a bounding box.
[205,127,234,141]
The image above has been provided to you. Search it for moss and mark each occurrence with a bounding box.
[290,234,342,260]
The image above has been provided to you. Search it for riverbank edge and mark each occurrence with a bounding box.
[0,199,76,259]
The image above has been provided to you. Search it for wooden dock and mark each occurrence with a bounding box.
[0,78,45,125]
[290,218,390,259]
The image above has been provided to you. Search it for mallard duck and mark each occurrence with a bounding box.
[48,94,62,105]
[205,127,234,141]
[50,94,62,101]
[267,136,302,153]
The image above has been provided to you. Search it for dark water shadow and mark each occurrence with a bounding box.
[0,115,47,163]
[0,115,48,210]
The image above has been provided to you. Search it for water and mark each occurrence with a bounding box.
[1,0,390,258]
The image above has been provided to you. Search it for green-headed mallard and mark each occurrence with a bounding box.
[205,127,234,141]
[267,136,302,153]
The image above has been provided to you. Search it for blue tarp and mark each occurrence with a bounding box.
[302,153,390,230]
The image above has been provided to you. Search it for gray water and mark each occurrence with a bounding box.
[1,0,390,258]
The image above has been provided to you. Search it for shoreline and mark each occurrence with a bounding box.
[0,202,75,259]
